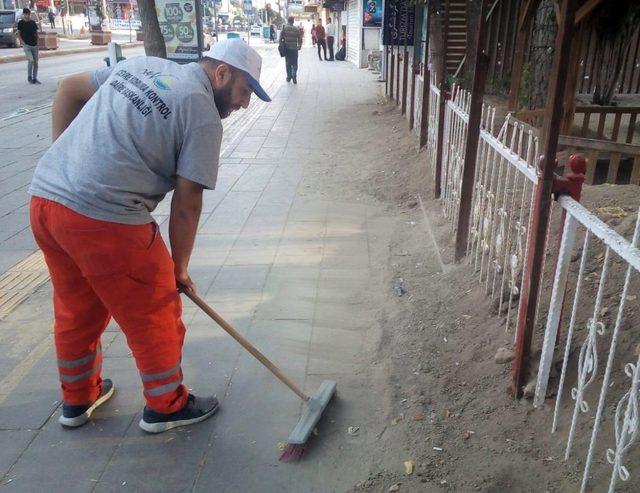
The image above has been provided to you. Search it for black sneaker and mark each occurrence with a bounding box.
[59,379,115,428]
[28,76,32,83]
[32,79,41,84]
[286,77,291,82]
[139,394,219,433]
[292,76,297,84]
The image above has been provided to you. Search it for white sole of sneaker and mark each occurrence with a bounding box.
[59,385,115,428]
[138,403,219,434]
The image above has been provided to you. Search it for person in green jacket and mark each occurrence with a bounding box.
[280,16,302,84]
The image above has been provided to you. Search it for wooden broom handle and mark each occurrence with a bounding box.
[183,290,311,402]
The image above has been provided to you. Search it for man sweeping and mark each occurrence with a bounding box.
[28,39,271,433]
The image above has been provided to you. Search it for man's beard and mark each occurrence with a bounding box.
[214,76,235,119]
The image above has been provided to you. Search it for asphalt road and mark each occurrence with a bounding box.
[0,32,272,119]
[0,46,146,119]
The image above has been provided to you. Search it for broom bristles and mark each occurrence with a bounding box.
[279,443,306,462]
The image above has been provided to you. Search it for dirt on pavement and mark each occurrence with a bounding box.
[306,93,639,493]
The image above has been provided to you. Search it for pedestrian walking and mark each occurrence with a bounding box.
[47,7,56,29]
[280,16,302,84]
[269,23,276,43]
[326,18,336,61]
[315,19,327,60]
[28,39,271,434]
[310,23,316,47]
[17,8,40,84]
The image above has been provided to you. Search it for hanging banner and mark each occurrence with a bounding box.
[363,0,382,28]
[382,0,414,46]
[156,0,203,62]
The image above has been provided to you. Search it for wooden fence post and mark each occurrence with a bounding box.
[401,2,410,115]
[419,3,431,148]
[454,0,490,262]
[511,0,577,398]
[434,0,449,198]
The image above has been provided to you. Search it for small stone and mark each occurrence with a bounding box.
[495,347,515,364]
[523,380,536,398]
[388,484,401,492]
[404,461,414,475]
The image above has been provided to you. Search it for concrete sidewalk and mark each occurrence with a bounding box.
[0,49,399,492]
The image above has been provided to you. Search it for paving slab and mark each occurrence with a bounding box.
[0,46,393,492]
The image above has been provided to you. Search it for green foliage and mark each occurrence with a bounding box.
[446,73,462,91]
[487,74,511,98]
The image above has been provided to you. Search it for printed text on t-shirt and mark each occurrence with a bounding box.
[108,69,174,120]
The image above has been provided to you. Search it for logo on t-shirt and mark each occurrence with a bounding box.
[141,69,177,90]
[154,75,177,90]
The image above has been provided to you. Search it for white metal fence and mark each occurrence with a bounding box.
[431,83,543,335]
[440,88,471,227]
[534,197,640,493]
[468,114,542,334]
[423,73,640,493]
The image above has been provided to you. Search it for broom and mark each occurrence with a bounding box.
[183,290,337,462]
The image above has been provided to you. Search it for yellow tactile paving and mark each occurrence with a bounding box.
[0,250,50,320]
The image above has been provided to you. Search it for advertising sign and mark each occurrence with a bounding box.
[156,0,203,62]
[87,0,103,32]
[382,0,414,46]
[363,0,382,28]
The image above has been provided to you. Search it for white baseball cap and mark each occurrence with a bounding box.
[202,39,271,102]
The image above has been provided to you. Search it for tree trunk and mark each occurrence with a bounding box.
[591,1,640,105]
[526,0,556,110]
[138,0,167,58]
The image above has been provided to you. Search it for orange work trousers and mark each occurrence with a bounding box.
[30,197,188,414]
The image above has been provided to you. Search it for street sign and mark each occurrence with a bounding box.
[382,0,414,46]
[156,0,204,63]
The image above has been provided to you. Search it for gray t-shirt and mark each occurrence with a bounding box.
[29,56,222,225]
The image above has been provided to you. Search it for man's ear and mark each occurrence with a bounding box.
[212,63,233,88]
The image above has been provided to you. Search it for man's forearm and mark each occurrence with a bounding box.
[169,200,202,276]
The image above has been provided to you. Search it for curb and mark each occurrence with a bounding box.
[0,42,143,64]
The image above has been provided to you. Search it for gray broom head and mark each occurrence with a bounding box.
[287,379,337,445]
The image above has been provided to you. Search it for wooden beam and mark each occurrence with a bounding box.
[455,0,490,262]
[575,0,604,25]
[511,0,577,398]
[518,0,540,32]
[560,22,586,134]
[558,135,640,155]
[553,0,561,26]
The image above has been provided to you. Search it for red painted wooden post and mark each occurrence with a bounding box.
[511,0,577,398]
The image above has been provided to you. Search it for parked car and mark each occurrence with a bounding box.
[0,9,18,48]
[250,24,261,36]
